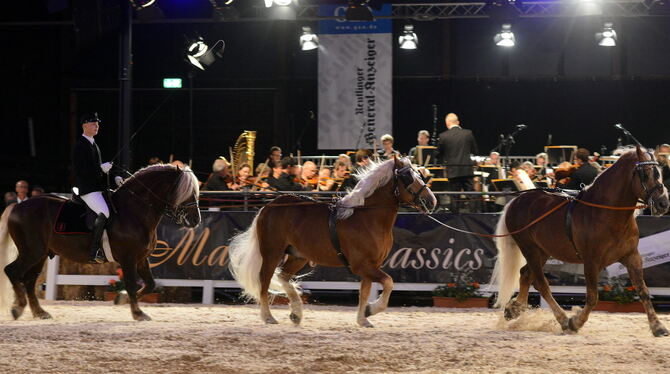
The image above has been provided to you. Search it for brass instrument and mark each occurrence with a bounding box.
[232,130,256,175]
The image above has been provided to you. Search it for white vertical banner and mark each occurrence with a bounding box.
[318,5,392,150]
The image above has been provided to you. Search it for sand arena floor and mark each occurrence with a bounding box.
[0,301,669,374]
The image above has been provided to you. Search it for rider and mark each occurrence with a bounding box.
[72,112,113,264]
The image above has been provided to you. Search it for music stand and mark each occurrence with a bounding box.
[544,145,577,166]
[416,146,437,165]
[491,179,518,192]
[429,178,450,191]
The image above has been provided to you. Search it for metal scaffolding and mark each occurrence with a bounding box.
[248,1,665,21]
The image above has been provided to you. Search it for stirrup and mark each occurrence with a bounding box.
[89,248,106,264]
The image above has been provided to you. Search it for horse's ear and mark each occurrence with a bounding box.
[636,144,645,160]
[393,154,402,168]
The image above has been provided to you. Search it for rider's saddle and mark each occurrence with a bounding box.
[53,193,113,235]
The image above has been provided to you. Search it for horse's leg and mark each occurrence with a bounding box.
[24,256,51,319]
[564,262,600,333]
[620,252,668,337]
[258,250,284,325]
[504,264,533,320]
[119,259,151,321]
[363,268,394,318]
[277,256,308,325]
[356,277,374,327]
[135,258,155,299]
[525,253,570,330]
[4,251,41,320]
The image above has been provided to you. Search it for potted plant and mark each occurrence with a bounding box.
[595,279,644,313]
[104,268,163,304]
[104,268,125,302]
[432,273,489,308]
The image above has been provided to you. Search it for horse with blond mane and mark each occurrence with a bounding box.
[491,147,669,336]
[228,157,436,327]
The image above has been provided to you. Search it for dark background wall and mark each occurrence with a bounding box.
[1,1,669,192]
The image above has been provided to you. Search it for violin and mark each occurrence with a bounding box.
[553,162,580,187]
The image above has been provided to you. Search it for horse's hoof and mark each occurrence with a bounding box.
[265,317,278,325]
[289,313,301,325]
[11,307,23,320]
[504,307,520,321]
[133,313,152,322]
[35,311,52,320]
[365,305,372,318]
[357,319,374,328]
[561,317,579,333]
[653,327,669,337]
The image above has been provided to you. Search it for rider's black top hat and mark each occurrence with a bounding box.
[80,112,102,125]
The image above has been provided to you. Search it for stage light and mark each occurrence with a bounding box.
[185,36,225,71]
[300,27,319,51]
[494,24,515,47]
[648,0,670,15]
[130,0,156,9]
[346,0,373,21]
[574,0,602,16]
[596,22,617,47]
[398,25,418,50]
[264,0,292,7]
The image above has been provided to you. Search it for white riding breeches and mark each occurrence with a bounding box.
[80,191,110,218]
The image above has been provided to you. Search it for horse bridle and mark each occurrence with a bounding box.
[394,164,428,207]
[635,152,665,208]
[125,169,199,225]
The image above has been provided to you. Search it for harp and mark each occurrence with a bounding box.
[232,130,256,175]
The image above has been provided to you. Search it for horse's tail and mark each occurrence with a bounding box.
[0,205,18,312]
[490,200,526,309]
[228,210,283,302]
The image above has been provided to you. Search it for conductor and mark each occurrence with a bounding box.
[72,112,113,264]
[436,113,478,212]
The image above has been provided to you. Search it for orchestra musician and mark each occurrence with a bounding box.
[408,130,434,165]
[300,161,318,190]
[203,157,233,191]
[555,148,599,190]
[266,158,306,191]
[656,143,670,190]
[378,134,401,160]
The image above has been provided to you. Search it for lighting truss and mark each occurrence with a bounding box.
[250,1,663,21]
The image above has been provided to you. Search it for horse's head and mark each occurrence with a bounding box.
[632,146,669,216]
[393,157,437,213]
[167,166,202,228]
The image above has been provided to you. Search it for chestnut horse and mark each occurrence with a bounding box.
[0,164,201,321]
[228,157,436,327]
[491,147,669,336]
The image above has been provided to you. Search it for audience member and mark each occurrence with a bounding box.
[8,180,30,205]
[31,186,45,197]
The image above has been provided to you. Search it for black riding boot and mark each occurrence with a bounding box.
[88,213,107,264]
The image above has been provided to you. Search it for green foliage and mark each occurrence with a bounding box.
[433,272,483,301]
[599,278,638,304]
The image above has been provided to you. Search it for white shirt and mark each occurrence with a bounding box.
[82,134,95,145]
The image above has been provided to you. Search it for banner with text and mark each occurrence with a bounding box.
[317,4,392,150]
[151,212,670,287]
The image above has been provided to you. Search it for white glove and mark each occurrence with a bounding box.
[101,162,113,174]
[114,176,124,187]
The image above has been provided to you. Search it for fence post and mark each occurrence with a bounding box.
[202,279,214,304]
[368,283,381,303]
[45,255,60,301]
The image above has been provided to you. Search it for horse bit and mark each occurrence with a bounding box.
[394,165,428,207]
[635,152,664,208]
